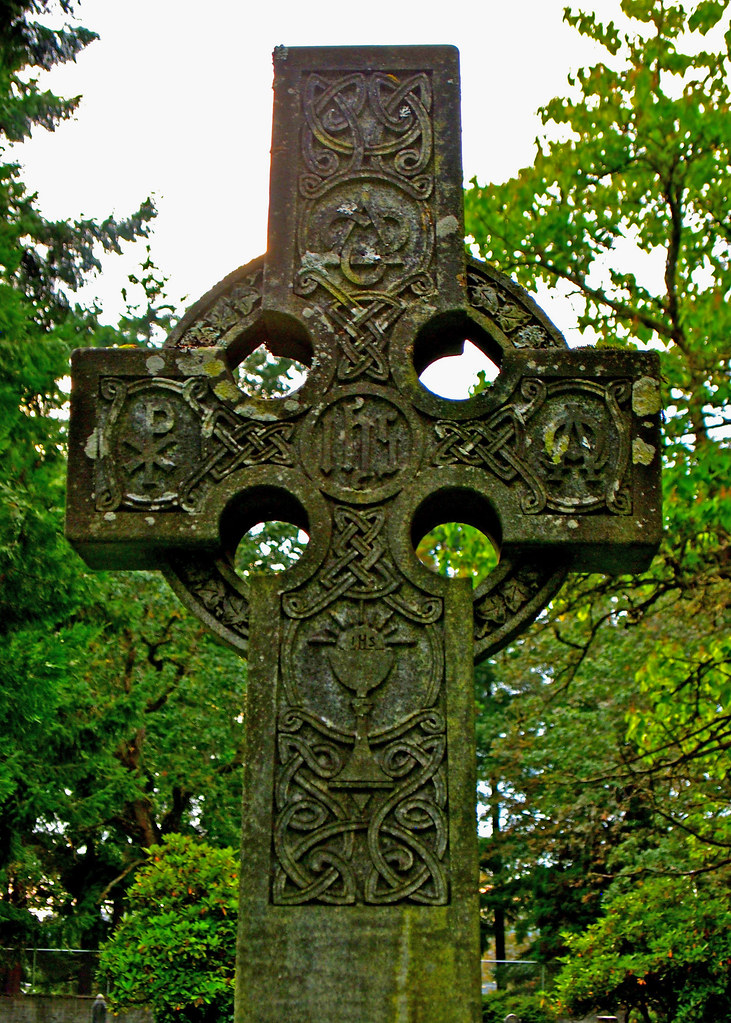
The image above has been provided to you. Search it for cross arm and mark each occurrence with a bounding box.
[65,346,303,569]
[404,346,663,576]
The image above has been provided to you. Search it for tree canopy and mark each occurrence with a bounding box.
[99,835,237,1023]
[0,1,249,969]
[466,1,730,1018]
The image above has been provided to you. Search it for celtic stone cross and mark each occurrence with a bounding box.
[66,46,661,1023]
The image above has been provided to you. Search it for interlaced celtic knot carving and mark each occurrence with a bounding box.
[467,265,562,350]
[176,267,263,348]
[284,506,441,624]
[275,505,447,906]
[432,378,633,516]
[67,46,661,960]
[272,705,447,905]
[152,257,572,661]
[301,72,433,197]
[297,70,435,310]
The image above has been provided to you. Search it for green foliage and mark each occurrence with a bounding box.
[99,835,237,1023]
[0,0,292,952]
[17,569,244,935]
[0,0,153,641]
[416,521,499,586]
[466,0,731,1007]
[554,876,731,1022]
[0,0,227,953]
[117,245,179,347]
[482,989,556,1023]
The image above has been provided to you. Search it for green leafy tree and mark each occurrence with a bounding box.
[0,0,155,965]
[7,570,246,949]
[464,0,731,998]
[554,875,731,1022]
[0,2,298,968]
[99,835,237,1023]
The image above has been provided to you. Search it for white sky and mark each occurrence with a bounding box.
[18,0,623,393]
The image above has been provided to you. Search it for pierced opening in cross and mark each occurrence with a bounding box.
[225,313,312,400]
[234,343,309,399]
[220,485,310,578]
[235,521,309,577]
[411,487,502,587]
[413,310,503,401]
[419,341,500,400]
[415,520,499,586]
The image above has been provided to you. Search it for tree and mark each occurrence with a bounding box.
[0,3,319,963]
[553,875,731,1022]
[98,835,238,1023]
[0,0,158,971]
[463,0,731,1003]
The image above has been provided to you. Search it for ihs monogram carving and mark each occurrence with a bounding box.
[304,389,420,500]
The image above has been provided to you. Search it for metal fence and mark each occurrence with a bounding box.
[481,958,562,993]
[10,952,552,998]
[1,948,106,996]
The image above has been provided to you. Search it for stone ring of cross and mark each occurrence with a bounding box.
[151,251,576,664]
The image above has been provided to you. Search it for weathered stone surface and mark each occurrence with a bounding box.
[66,44,662,1023]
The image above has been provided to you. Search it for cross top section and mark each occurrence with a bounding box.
[67,45,661,664]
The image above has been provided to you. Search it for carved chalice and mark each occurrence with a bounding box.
[327,623,394,789]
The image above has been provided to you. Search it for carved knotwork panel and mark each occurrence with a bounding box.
[431,377,633,516]
[294,68,437,407]
[297,71,435,293]
[273,504,448,906]
[155,257,575,660]
[173,266,263,349]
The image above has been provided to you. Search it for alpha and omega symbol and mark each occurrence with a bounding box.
[541,403,608,482]
[527,382,631,513]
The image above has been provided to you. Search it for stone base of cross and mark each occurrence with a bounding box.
[66,46,661,1023]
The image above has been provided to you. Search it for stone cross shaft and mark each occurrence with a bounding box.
[66,46,661,1023]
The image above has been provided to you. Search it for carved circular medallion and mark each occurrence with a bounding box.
[297,179,433,296]
[300,387,421,504]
